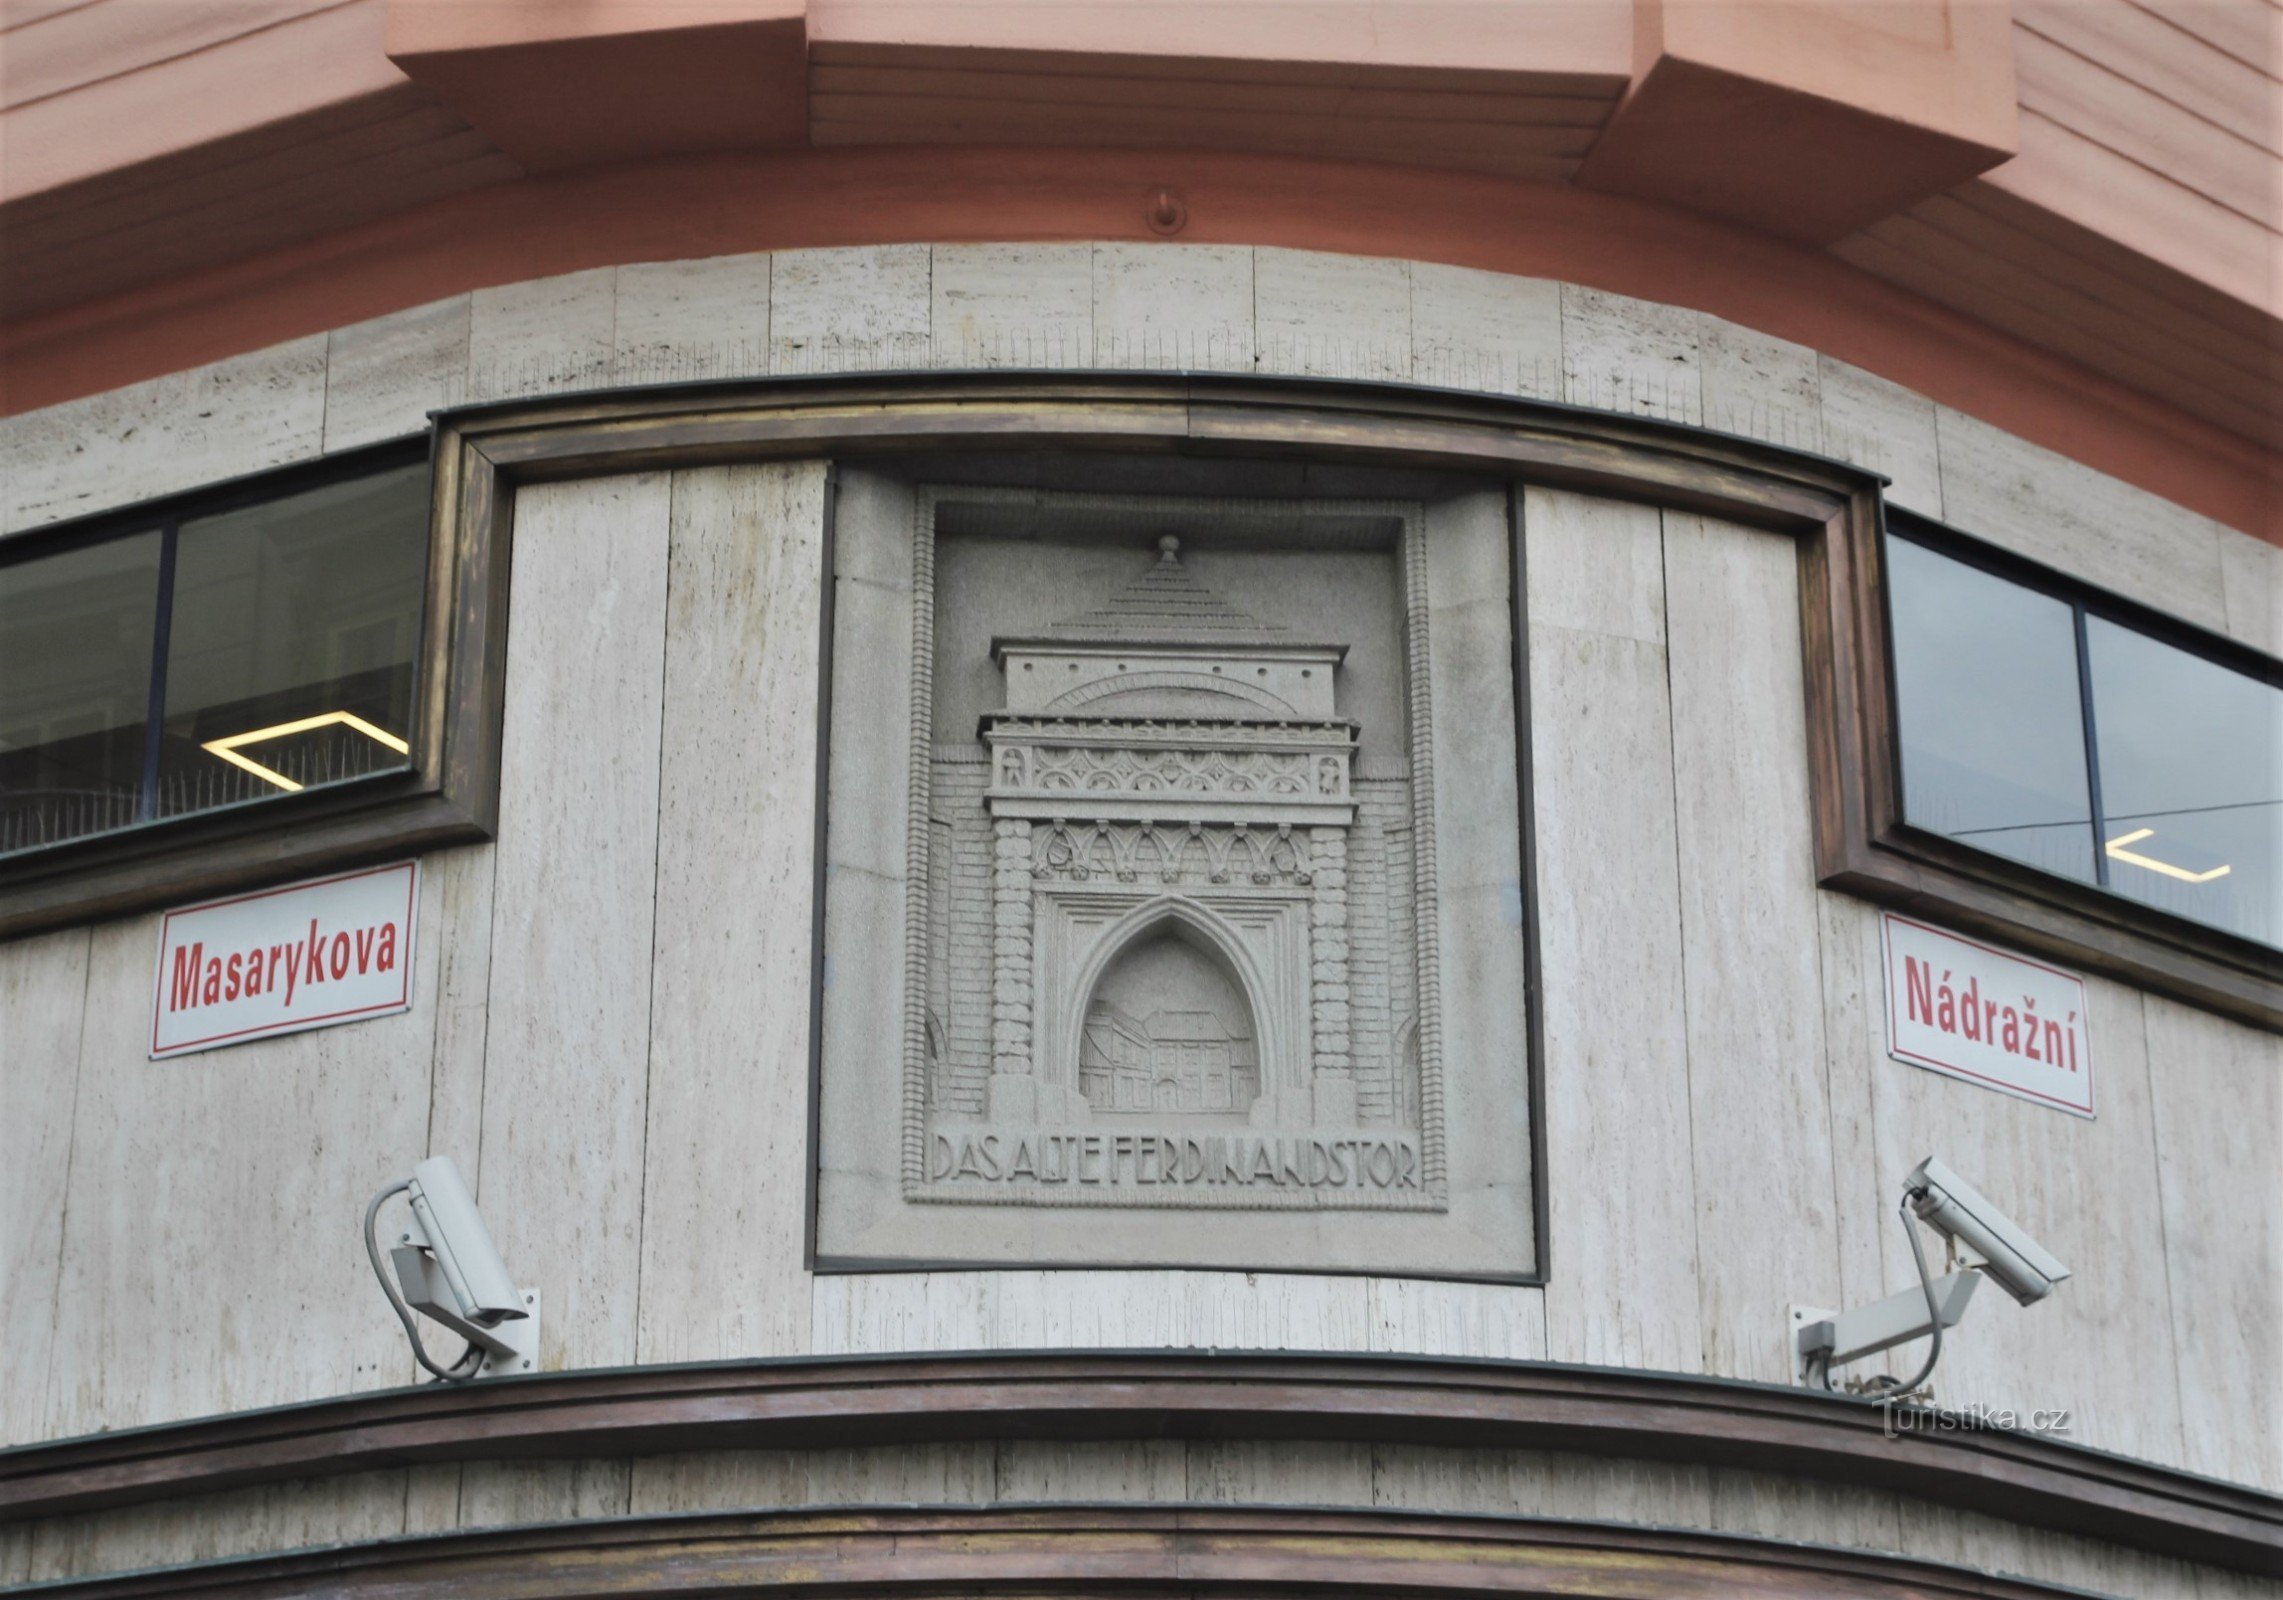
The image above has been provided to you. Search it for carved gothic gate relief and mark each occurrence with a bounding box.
[932,525,1402,1187]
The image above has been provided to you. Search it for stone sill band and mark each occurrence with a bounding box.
[0,1352,2274,1577]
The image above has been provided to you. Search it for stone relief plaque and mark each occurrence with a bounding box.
[933,528,1436,1210]
[818,477,1534,1277]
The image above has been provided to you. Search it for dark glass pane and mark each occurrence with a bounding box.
[2086,617,2281,947]
[158,465,427,819]
[0,532,161,853]
[1888,536,2097,883]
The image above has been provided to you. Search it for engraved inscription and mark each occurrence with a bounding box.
[930,1131,1425,1192]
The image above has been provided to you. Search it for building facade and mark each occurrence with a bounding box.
[0,4,2277,1596]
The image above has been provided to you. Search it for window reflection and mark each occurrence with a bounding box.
[0,533,161,853]
[0,456,428,856]
[1888,537,2097,884]
[1889,527,2282,952]
[160,465,426,817]
[2087,617,2281,946]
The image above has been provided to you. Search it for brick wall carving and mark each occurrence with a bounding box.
[907,499,1445,1213]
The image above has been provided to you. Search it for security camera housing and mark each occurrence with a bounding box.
[1905,1156,2071,1306]
[405,1155,527,1324]
[1794,1155,2072,1395]
[367,1154,540,1381]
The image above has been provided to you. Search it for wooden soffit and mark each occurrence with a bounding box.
[2,1502,2192,1599]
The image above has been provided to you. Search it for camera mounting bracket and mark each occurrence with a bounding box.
[391,1245,540,1377]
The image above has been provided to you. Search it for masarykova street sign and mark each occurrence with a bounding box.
[149,861,418,1059]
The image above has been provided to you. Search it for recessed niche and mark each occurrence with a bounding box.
[818,472,1535,1278]
[1080,923,1261,1118]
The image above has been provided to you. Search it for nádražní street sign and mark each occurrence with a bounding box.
[1882,911,2093,1118]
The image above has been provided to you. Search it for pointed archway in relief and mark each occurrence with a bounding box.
[1070,899,1268,1118]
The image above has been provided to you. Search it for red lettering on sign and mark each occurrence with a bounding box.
[170,943,204,1012]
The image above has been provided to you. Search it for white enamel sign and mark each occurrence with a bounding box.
[151,862,418,1058]
[1880,911,2093,1118]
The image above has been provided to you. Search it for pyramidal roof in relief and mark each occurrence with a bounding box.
[1046,536,1287,644]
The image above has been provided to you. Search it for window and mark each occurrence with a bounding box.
[1887,526,2281,952]
[0,441,502,937]
[1,456,429,853]
[2,455,426,854]
[0,530,163,852]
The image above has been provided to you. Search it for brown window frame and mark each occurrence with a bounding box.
[0,436,504,938]
[1811,504,2281,1032]
[3,370,2269,1032]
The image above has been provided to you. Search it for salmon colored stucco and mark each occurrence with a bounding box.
[0,0,2275,540]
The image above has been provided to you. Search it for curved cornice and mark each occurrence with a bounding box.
[2,1501,2131,1599]
[444,369,1866,528]
[1,1352,2276,1576]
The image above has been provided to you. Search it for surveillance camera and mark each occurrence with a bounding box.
[1796,1155,2070,1398]
[1904,1156,2070,1307]
[364,1155,537,1382]
[404,1156,527,1325]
